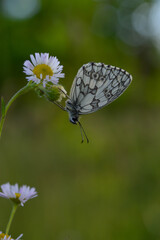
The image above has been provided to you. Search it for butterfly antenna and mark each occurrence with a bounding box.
[78,121,89,143]
[78,121,84,143]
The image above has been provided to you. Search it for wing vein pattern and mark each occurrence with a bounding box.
[69,62,132,115]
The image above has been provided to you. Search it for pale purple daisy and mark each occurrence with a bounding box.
[23,53,65,87]
[0,183,38,206]
[0,232,23,240]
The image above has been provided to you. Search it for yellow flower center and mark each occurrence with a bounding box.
[15,193,21,198]
[0,233,10,239]
[10,193,21,204]
[33,64,53,79]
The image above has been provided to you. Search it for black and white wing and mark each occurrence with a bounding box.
[69,62,132,115]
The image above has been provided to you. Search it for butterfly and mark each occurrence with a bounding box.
[55,62,132,143]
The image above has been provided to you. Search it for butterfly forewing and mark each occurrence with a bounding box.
[69,62,132,115]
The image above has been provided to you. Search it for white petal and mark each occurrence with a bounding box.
[16,234,23,240]
[35,53,41,64]
[30,54,37,66]
[23,60,34,70]
[0,192,8,198]
[23,68,33,75]
[41,53,49,64]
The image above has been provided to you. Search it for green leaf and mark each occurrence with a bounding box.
[1,97,5,116]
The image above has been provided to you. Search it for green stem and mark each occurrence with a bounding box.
[5,204,18,235]
[0,82,36,138]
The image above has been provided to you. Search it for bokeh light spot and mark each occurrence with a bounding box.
[2,0,41,20]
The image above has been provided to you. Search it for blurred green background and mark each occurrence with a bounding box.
[1,0,160,239]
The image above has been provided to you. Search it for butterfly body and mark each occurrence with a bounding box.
[65,99,80,124]
[65,62,132,124]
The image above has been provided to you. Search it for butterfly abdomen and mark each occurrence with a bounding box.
[65,99,80,124]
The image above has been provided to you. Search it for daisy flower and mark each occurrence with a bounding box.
[0,232,22,240]
[23,53,65,87]
[0,183,38,206]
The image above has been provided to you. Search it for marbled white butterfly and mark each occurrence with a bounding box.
[57,62,132,142]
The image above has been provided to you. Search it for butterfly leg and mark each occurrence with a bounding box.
[53,101,66,111]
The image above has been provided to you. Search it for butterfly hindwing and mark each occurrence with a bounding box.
[69,62,132,115]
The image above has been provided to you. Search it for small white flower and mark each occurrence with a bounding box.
[0,183,38,206]
[23,53,65,87]
[0,232,23,240]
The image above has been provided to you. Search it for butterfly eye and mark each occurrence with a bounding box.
[72,117,77,122]
[70,117,78,124]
